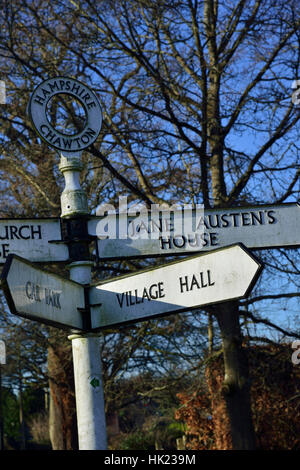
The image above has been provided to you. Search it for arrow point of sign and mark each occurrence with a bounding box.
[235,243,263,297]
[2,254,86,330]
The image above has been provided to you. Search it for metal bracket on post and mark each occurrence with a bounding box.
[59,152,92,263]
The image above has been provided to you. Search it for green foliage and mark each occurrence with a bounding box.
[119,431,155,450]
[117,420,185,451]
[1,385,47,448]
[23,388,45,416]
[2,387,19,442]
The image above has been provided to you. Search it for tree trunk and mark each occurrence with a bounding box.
[48,341,78,450]
[214,301,256,450]
[49,381,65,450]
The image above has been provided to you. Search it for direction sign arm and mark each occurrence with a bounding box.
[89,244,263,331]
[1,254,88,331]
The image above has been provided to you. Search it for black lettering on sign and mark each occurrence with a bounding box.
[10,226,20,240]
[173,236,186,248]
[267,210,276,224]
[81,92,91,103]
[34,95,45,106]
[37,79,95,101]
[40,124,49,136]
[159,232,219,250]
[115,282,166,309]
[80,134,90,144]
[128,291,135,306]
[1,244,9,258]
[142,287,150,301]
[87,101,96,110]
[229,213,240,227]
[52,136,61,147]
[0,242,9,258]
[40,123,98,150]
[62,138,72,149]
[149,283,158,299]
[160,210,278,237]
[71,82,81,95]
[241,212,251,226]
[195,216,210,230]
[158,282,165,298]
[207,214,221,228]
[25,281,41,302]
[116,293,124,308]
[179,275,188,293]
[85,127,96,138]
[0,225,42,241]
[41,87,51,99]
[48,80,59,93]
[45,288,61,309]
[134,289,142,304]
[220,213,230,227]
[179,270,215,293]
[45,128,56,142]
[250,211,263,225]
[58,79,71,91]
[210,232,218,246]
[160,237,172,250]
[19,226,30,239]
[31,225,42,239]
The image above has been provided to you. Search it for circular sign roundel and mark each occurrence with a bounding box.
[28,77,102,152]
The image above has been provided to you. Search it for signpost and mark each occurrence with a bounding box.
[26,76,107,450]
[3,75,287,451]
[88,202,300,260]
[1,254,87,330]
[0,218,68,264]
[89,244,262,330]
[1,69,299,452]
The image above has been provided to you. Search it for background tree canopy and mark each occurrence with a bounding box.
[0,0,299,450]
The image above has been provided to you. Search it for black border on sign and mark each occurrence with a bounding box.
[0,216,62,221]
[0,254,87,332]
[89,243,264,331]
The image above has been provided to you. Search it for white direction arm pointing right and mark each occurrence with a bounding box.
[89,244,263,330]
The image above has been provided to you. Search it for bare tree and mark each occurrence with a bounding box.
[0,0,300,449]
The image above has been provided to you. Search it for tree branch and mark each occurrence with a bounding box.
[241,310,300,340]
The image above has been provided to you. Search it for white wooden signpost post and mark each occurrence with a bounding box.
[24,77,107,450]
